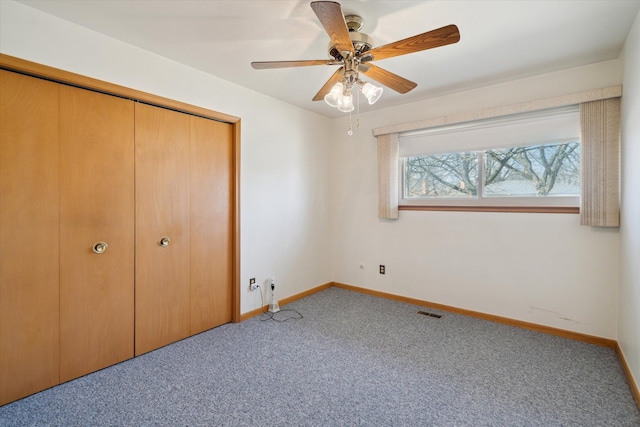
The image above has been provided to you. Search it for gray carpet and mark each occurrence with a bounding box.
[1,286,639,426]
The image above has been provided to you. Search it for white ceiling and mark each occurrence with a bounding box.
[16,0,640,118]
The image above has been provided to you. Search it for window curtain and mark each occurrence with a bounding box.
[377,133,399,219]
[580,98,620,227]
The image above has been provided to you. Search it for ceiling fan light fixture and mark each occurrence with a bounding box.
[324,82,344,108]
[361,82,383,105]
[337,88,355,112]
[325,81,355,112]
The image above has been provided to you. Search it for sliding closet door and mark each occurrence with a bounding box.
[190,116,233,334]
[135,103,191,356]
[59,85,135,382]
[0,71,60,405]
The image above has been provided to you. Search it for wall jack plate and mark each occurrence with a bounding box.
[249,278,258,291]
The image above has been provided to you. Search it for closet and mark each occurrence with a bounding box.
[134,103,233,356]
[58,84,135,382]
[0,67,234,406]
[1,70,61,406]
[135,103,191,355]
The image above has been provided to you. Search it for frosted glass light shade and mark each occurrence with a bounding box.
[324,82,343,108]
[361,82,383,105]
[338,94,354,112]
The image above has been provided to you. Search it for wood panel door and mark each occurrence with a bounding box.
[135,103,191,356]
[0,71,60,405]
[190,116,233,334]
[58,86,135,382]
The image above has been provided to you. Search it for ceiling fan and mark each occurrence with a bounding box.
[251,1,460,112]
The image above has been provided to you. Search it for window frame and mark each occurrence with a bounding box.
[399,143,581,213]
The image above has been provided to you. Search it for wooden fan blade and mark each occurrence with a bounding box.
[359,63,417,94]
[251,60,334,69]
[311,1,354,55]
[313,67,344,101]
[367,24,460,61]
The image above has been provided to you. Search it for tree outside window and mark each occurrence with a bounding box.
[404,141,580,199]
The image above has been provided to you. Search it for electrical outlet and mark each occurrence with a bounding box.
[249,278,258,291]
[379,265,385,274]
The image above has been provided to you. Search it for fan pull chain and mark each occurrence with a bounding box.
[347,89,362,136]
[356,88,361,130]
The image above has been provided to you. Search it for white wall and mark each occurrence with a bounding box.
[619,8,640,391]
[330,60,622,339]
[0,0,333,315]
[0,0,632,346]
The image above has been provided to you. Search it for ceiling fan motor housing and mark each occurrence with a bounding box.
[328,14,373,61]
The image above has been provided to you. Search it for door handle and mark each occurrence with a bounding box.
[92,241,108,254]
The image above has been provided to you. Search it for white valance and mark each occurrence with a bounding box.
[399,106,579,157]
[374,86,621,137]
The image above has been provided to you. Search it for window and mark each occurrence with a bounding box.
[405,151,479,198]
[483,142,580,197]
[399,106,581,209]
[404,141,580,202]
